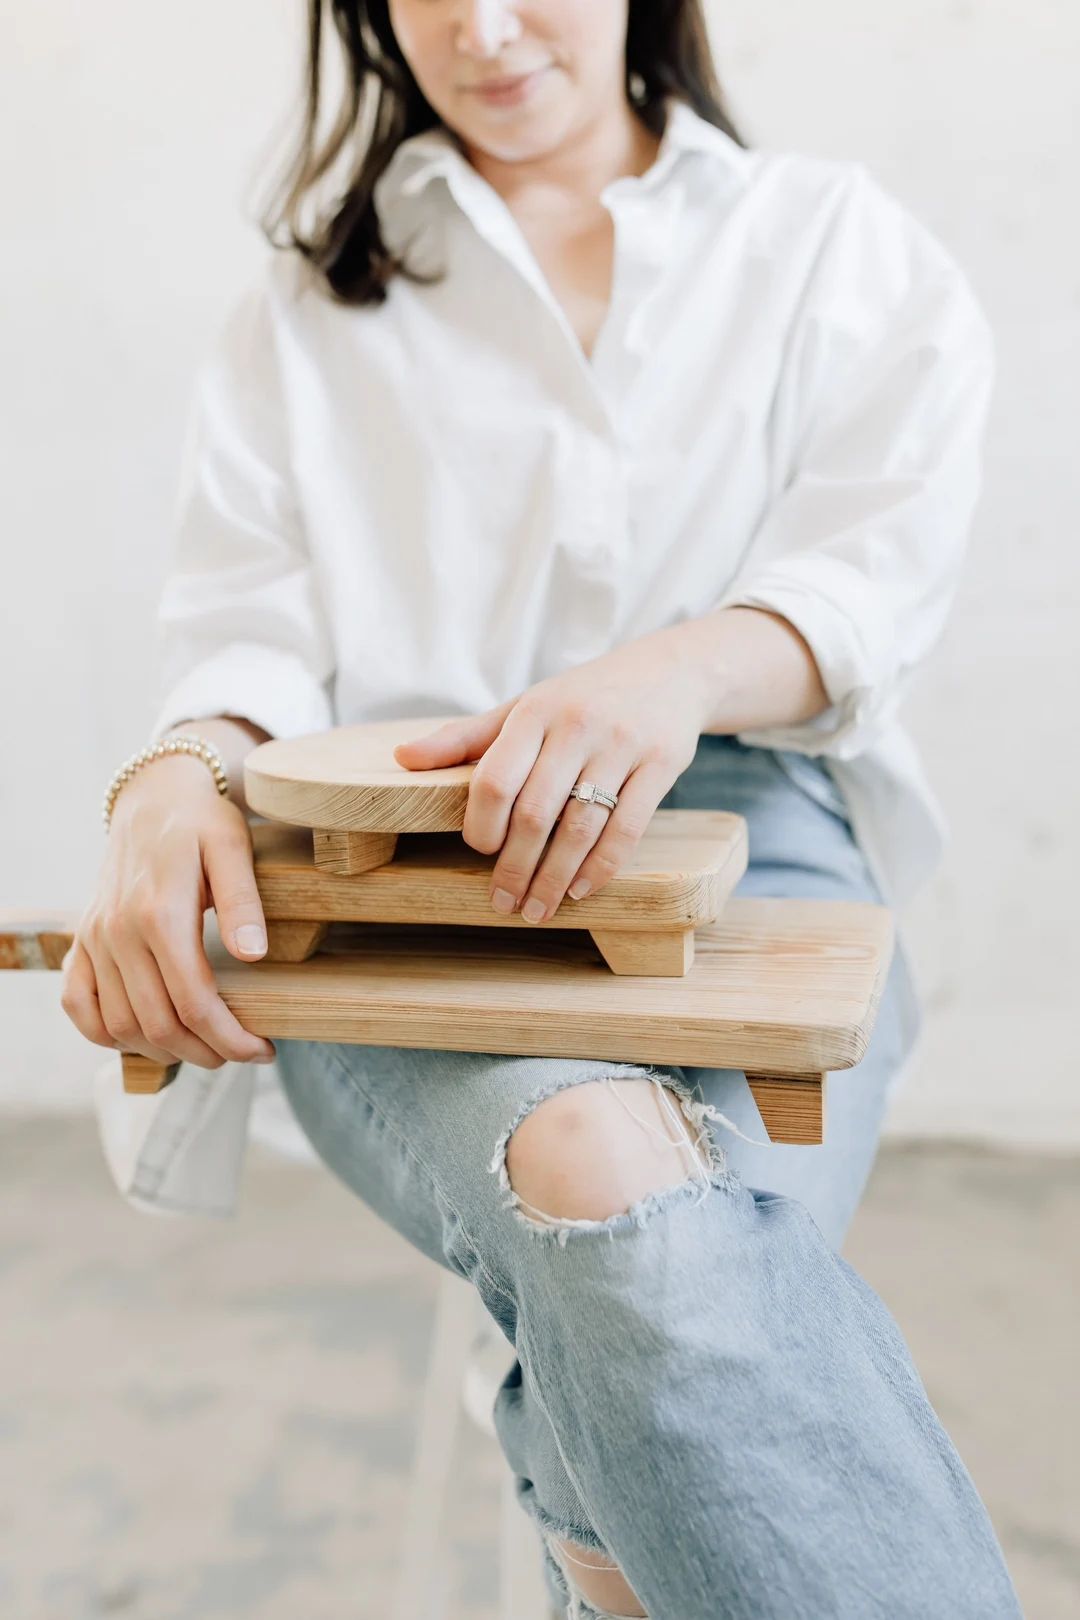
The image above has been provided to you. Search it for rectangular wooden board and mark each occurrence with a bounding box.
[207,897,894,1077]
[252,811,749,932]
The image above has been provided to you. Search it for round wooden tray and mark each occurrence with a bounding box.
[245,716,474,833]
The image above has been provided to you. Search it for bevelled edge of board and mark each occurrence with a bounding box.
[248,814,749,928]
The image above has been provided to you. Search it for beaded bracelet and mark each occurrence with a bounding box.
[103,734,229,831]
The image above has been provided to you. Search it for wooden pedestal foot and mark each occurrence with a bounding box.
[589,927,695,976]
[121,1053,180,1095]
[265,920,330,963]
[745,1073,826,1145]
[313,828,398,875]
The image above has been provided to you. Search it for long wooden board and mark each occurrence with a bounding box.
[1,898,893,1142]
[208,900,893,1079]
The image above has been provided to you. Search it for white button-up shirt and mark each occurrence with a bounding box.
[95,98,995,1217]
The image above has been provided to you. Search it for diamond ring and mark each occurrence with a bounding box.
[567,780,619,812]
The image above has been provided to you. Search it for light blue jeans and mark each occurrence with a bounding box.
[274,734,1021,1619]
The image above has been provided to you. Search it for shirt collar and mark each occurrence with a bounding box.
[377,94,747,209]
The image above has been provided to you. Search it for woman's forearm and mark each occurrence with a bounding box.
[666,605,833,737]
[148,607,827,823]
[151,715,272,816]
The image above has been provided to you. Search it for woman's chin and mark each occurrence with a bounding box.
[449,71,574,158]
[458,111,577,168]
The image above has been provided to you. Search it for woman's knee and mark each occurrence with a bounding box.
[498,1070,718,1234]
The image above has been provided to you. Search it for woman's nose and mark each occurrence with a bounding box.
[453,0,524,58]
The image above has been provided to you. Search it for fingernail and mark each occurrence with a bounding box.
[234,925,267,954]
[567,878,591,900]
[255,1048,276,1064]
[521,897,546,923]
[490,888,516,915]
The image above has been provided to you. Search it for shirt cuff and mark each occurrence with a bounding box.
[714,551,898,760]
[148,641,336,745]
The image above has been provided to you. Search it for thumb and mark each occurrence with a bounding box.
[203,832,269,961]
[392,702,513,768]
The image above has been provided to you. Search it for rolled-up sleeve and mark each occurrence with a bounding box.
[148,267,336,743]
[714,166,996,760]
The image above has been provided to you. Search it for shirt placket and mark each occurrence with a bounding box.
[439,162,683,664]
[563,183,685,656]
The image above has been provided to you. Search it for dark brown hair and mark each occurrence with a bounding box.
[260,0,745,305]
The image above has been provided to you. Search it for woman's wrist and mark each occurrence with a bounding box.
[666,605,832,736]
[104,733,229,831]
[153,716,272,814]
[106,750,223,827]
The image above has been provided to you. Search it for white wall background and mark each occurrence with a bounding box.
[2,1,1077,1146]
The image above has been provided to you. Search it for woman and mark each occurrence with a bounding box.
[64,2,1021,1615]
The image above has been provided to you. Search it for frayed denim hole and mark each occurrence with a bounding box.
[541,1528,649,1620]
[488,1065,744,1246]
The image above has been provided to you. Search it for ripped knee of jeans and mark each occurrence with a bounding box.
[487,1067,744,1246]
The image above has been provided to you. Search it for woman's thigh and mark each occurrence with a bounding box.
[273,735,913,1279]
[272,1037,679,1318]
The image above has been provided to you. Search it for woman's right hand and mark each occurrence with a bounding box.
[60,756,277,1070]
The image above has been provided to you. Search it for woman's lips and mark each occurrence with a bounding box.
[465,65,550,107]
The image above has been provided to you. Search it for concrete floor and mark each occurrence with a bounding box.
[1,1116,1076,1620]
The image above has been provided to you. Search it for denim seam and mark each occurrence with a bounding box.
[321,1042,518,1313]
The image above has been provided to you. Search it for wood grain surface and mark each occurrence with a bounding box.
[207,896,894,1077]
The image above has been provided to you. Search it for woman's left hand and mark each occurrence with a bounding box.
[391,628,711,923]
